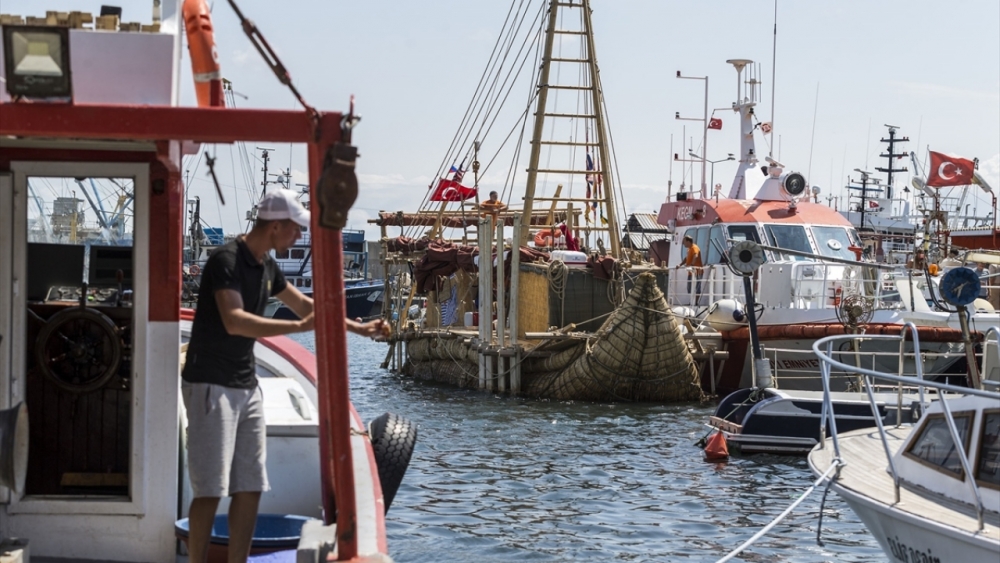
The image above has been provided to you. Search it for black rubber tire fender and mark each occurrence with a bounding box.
[368,412,417,513]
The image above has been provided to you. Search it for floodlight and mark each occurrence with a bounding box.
[3,25,72,99]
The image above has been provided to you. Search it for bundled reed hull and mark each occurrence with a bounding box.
[525,272,702,401]
[402,272,701,402]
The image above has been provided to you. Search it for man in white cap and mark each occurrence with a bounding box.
[181,189,386,563]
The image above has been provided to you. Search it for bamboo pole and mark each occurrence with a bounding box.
[517,0,560,249]
[496,217,507,393]
[510,214,522,394]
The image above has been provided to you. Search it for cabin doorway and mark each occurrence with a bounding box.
[3,161,150,515]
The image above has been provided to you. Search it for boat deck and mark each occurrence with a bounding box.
[809,427,1000,540]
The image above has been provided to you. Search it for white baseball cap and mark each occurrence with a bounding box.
[257,189,310,227]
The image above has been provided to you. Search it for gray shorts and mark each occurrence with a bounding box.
[182,381,269,498]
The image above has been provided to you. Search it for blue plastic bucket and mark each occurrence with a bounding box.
[175,513,312,559]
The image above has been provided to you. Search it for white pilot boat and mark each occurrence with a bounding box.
[658,59,999,397]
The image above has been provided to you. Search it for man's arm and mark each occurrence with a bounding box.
[216,289,313,338]
[274,284,314,320]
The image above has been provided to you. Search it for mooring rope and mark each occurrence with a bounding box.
[547,259,568,327]
[714,459,844,563]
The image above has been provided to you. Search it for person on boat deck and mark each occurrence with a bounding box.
[906,249,929,271]
[479,190,507,221]
[181,189,387,563]
[677,235,703,298]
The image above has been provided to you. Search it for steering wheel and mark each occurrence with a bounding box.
[34,307,123,394]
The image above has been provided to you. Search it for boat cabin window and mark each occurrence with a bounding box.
[765,224,813,261]
[274,249,290,259]
[976,410,1000,490]
[706,225,727,264]
[291,248,306,259]
[904,411,974,478]
[21,176,136,498]
[726,225,761,244]
[812,226,856,261]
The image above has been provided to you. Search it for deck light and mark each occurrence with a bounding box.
[3,25,72,99]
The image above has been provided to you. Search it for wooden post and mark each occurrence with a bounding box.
[479,217,493,390]
[496,218,507,392]
[510,214,522,394]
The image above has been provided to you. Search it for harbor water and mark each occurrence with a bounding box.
[291,332,887,562]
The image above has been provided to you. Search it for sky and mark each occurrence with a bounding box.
[5,0,999,240]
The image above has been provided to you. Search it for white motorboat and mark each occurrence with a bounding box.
[807,326,1000,562]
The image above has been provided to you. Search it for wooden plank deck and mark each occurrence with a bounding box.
[810,427,1000,540]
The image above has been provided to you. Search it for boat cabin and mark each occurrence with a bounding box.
[657,174,863,312]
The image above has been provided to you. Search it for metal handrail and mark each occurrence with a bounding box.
[813,324,1000,532]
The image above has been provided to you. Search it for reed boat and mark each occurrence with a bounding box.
[0,2,412,560]
[373,0,701,403]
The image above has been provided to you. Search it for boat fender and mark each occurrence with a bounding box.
[368,412,418,513]
[703,431,729,461]
[705,299,745,332]
[182,0,224,107]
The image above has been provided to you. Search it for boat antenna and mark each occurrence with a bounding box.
[807,83,818,183]
[667,134,673,201]
[769,0,777,158]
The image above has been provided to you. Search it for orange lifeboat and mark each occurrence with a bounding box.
[182,0,223,107]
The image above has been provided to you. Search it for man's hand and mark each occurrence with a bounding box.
[348,318,391,339]
[297,313,315,332]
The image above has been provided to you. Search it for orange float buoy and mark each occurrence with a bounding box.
[704,431,729,461]
[182,0,223,107]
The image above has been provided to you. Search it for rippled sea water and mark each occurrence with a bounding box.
[291,332,887,563]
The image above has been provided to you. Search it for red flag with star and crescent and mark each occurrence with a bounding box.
[430,178,477,201]
[926,151,975,187]
[708,117,722,130]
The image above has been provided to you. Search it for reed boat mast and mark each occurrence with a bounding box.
[518,0,620,257]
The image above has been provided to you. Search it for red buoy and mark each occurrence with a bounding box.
[704,431,729,461]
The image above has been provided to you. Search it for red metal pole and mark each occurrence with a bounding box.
[308,141,358,559]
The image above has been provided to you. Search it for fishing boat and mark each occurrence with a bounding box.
[0,2,412,560]
[372,0,701,402]
[657,59,1000,398]
[807,324,1000,562]
[270,227,383,321]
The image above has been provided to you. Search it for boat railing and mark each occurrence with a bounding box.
[813,323,1000,530]
[761,344,967,389]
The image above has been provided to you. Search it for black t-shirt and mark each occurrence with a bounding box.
[182,238,287,389]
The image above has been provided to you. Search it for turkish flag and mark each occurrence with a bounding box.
[430,178,477,202]
[708,117,722,130]
[926,151,975,187]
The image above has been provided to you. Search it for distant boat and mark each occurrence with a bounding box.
[270,227,383,320]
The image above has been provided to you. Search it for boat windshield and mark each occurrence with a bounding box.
[765,224,813,261]
[812,226,856,261]
[977,411,1000,488]
[905,412,974,477]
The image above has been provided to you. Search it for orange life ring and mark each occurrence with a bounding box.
[189,264,201,276]
[533,228,563,248]
[182,0,223,107]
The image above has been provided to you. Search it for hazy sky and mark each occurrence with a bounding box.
[6,0,999,239]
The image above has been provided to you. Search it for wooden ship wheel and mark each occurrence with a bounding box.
[34,307,123,394]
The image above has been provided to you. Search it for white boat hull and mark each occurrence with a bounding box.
[834,475,999,563]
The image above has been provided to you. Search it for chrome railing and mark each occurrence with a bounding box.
[813,323,1000,531]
